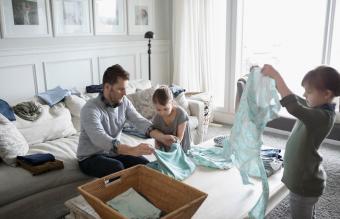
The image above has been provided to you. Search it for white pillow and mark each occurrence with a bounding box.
[174,92,191,115]
[14,102,76,145]
[64,95,86,118]
[0,114,29,166]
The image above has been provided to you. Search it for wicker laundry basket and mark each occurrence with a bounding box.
[78,165,207,219]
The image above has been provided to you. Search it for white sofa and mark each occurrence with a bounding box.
[0,80,206,219]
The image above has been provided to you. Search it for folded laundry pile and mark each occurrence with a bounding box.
[260,148,283,177]
[16,153,64,176]
[107,188,162,219]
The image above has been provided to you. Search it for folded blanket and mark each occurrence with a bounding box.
[17,153,55,166]
[37,86,70,106]
[86,84,103,93]
[169,84,186,98]
[107,188,161,219]
[16,159,64,176]
[0,99,16,121]
[13,101,41,121]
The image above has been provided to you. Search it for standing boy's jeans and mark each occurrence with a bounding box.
[79,154,149,178]
[289,192,319,219]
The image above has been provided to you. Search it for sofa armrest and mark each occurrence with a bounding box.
[188,99,205,122]
[188,99,205,143]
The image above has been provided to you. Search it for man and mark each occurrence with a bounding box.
[77,64,175,177]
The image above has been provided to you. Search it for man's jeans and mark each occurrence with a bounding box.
[79,154,149,178]
[290,191,319,219]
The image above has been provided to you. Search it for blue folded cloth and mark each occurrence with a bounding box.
[169,84,186,98]
[86,84,103,93]
[37,86,71,107]
[17,153,55,166]
[0,99,16,121]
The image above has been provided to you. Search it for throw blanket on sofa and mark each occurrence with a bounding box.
[147,143,196,181]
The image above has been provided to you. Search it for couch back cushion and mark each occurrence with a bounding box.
[64,95,87,132]
[127,87,157,120]
[0,114,29,166]
[14,102,76,145]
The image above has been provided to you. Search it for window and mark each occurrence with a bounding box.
[330,2,340,71]
[238,0,327,116]
[330,2,340,111]
[210,1,227,108]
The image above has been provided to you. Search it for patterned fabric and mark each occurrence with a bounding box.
[188,146,232,169]
[223,67,280,218]
[127,87,157,120]
[13,101,41,121]
[0,114,29,166]
[187,92,213,135]
[147,143,196,181]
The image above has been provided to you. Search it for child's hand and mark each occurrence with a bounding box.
[261,64,280,79]
[161,134,177,147]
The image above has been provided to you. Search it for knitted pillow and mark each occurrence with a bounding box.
[127,87,157,120]
[0,114,29,166]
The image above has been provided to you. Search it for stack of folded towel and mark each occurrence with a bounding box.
[16,153,64,176]
[260,148,283,177]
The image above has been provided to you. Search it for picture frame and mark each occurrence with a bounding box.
[52,0,92,36]
[0,0,52,38]
[94,0,126,35]
[127,0,154,35]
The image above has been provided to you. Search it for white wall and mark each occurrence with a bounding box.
[0,0,172,105]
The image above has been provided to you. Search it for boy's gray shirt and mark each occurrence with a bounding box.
[77,94,152,161]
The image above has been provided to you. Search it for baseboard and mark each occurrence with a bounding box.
[213,112,340,146]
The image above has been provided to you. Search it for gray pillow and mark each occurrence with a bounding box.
[127,87,157,120]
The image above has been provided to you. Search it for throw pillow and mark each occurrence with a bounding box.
[127,87,157,120]
[64,95,86,118]
[174,92,191,115]
[15,102,76,145]
[0,114,29,166]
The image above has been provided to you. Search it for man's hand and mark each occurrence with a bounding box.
[132,143,154,156]
[117,143,154,156]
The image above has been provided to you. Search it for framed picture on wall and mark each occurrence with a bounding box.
[0,0,52,38]
[127,0,154,35]
[94,0,126,35]
[52,0,92,36]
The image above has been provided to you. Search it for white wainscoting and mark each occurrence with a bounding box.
[0,40,170,105]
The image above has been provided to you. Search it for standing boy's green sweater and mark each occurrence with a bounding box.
[280,94,335,197]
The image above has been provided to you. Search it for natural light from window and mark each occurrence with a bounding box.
[330,3,340,71]
[240,0,327,116]
[210,1,227,108]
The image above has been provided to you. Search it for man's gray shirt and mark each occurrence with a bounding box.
[77,94,152,161]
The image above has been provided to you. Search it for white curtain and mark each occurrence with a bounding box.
[172,0,216,92]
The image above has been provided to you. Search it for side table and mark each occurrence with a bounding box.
[65,195,99,219]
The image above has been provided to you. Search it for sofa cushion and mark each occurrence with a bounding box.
[0,114,29,166]
[174,92,191,115]
[188,116,199,130]
[0,134,91,207]
[127,87,157,120]
[126,80,152,95]
[14,103,76,145]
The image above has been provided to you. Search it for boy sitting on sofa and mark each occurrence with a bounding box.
[77,64,177,178]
